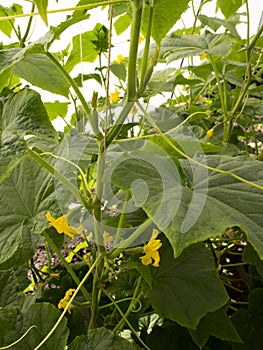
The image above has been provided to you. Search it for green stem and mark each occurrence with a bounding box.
[28,149,90,209]
[114,190,131,246]
[0,326,37,350]
[110,217,152,259]
[0,1,130,22]
[45,52,100,136]
[139,5,154,93]
[43,231,91,302]
[34,254,103,350]
[20,2,35,47]
[226,15,263,142]
[113,276,143,333]
[208,55,228,140]
[103,288,150,350]
[127,0,143,101]
[105,101,134,148]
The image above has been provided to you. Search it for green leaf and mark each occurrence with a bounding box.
[34,0,48,25]
[243,244,263,278]
[73,73,102,87]
[147,322,199,350]
[0,4,23,37]
[0,269,24,308]
[231,288,263,349]
[1,88,57,146]
[114,13,132,35]
[68,327,137,350]
[142,0,190,45]
[0,157,61,265]
[14,54,70,97]
[161,33,234,62]
[143,239,228,329]
[110,63,127,81]
[0,88,57,184]
[110,147,263,258]
[64,28,100,73]
[0,303,69,349]
[217,0,244,19]
[44,101,69,121]
[189,306,242,347]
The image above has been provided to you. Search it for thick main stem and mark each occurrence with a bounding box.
[127,0,143,101]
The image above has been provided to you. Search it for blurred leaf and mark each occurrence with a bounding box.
[217,0,244,19]
[110,63,126,81]
[114,13,131,35]
[0,4,23,37]
[68,327,137,349]
[44,101,69,121]
[34,0,48,25]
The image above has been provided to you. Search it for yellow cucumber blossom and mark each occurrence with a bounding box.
[109,88,120,103]
[140,229,162,267]
[200,53,207,60]
[58,288,75,314]
[46,212,82,239]
[206,128,214,142]
[116,54,125,63]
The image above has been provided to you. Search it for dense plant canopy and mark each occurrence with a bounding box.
[0,0,263,348]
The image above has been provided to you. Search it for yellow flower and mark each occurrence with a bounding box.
[103,231,113,245]
[46,212,82,239]
[138,34,144,44]
[140,229,162,267]
[109,88,120,104]
[116,54,125,63]
[206,128,214,141]
[58,288,75,314]
[200,53,207,60]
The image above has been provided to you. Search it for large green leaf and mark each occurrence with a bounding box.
[0,88,57,183]
[0,303,69,349]
[0,157,61,265]
[189,305,242,347]
[0,89,60,265]
[110,144,263,258]
[161,33,234,62]
[142,0,190,45]
[1,88,57,146]
[68,328,137,350]
[0,269,24,308]
[142,238,228,329]
[14,54,70,97]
